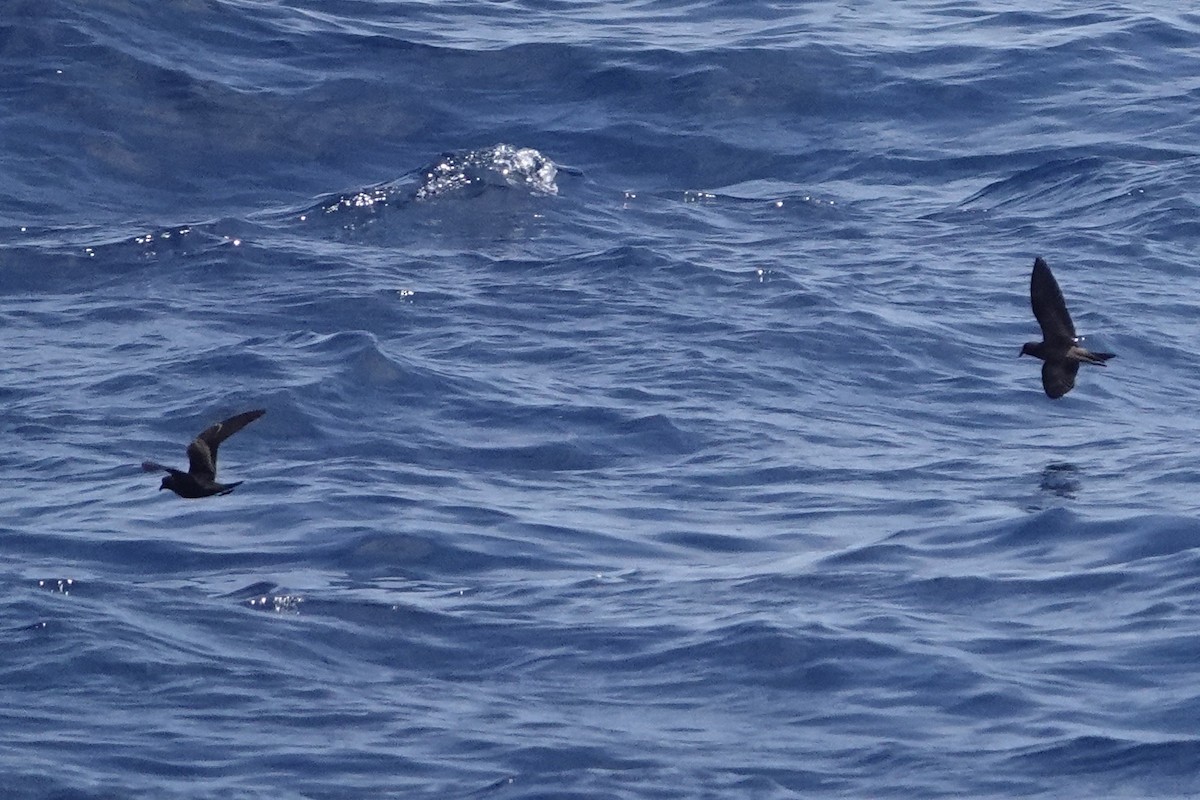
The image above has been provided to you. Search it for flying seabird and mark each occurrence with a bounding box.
[142,409,266,498]
[1019,257,1115,398]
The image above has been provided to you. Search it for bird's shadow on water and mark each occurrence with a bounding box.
[1019,461,1081,513]
[1039,461,1081,500]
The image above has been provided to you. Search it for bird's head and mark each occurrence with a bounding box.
[159,476,172,491]
[1019,342,1038,358]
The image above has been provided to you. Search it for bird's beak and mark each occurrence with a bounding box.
[159,485,166,491]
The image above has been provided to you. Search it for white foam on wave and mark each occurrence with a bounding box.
[414,143,558,200]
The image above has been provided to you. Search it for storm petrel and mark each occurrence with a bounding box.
[142,409,265,497]
[1020,257,1115,398]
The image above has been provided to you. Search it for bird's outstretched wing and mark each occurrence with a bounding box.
[1041,360,1079,399]
[1030,257,1076,345]
[186,409,266,480]
[186,439,216,481]
[141,461,170,473]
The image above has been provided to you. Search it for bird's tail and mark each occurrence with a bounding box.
[1073,347,1115,366]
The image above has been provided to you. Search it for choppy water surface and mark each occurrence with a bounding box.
[3,3,1200,798]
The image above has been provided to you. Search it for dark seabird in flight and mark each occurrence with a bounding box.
[142,409,266,497]
[1020,257,1115,398]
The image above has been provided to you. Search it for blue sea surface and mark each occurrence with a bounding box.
[3,2,1200,798]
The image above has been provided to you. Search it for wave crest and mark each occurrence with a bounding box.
[414,143,558,200]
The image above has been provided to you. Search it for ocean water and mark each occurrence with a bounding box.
[3,2,1200,797]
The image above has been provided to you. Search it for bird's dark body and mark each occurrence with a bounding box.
[158,468,244,498]
[143,409,264,498]
[1020,257,1115,398]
